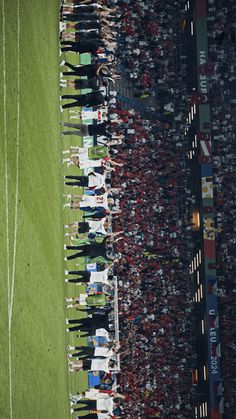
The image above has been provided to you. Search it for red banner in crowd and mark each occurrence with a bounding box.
[196,0,207,17]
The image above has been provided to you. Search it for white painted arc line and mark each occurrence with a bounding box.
[9,0,20,326]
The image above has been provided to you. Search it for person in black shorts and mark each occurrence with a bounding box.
[65,238,107,259]
[62,78,99,91]
[63,3,116,15]
[74,21,101,31]
[64,240,117,262]
[62,29,101,43]
[60,39,100,54]
[61,91,108,109]
[66,312,111,333]
[61,121,111,137]
[62,12,99,22]
[64,175,89,187]
[65,5,98,14]
[60,62,111,78]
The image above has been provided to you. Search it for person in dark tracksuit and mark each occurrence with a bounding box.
[66,312,110,333]
[60,39,100,53]
[61,91,108,109]
[61,62,110,78]
[64,238,108,260]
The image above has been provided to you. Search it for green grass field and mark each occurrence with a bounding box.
[0,1,90,418]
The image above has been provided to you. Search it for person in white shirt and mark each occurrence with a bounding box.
[63,192,113,210]
[71,388,124,404]
[68,345,118,359]
[62,156,106,169]
[71,396,114,415]
[64,217,109,237]
[70,388,114,404]
[68,357,117,373]
[95,328,110,339]
[65,268,113,286]
[69,107,108,122]
[64,172,106,189]
[76,413,115,419]
[62,154,121,171]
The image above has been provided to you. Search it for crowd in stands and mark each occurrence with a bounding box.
[109,107,193,417]
[116,0,194,126]
[207,0,236,415]
[60,0,195,417]
[59,0,236,417]
[116,0,187,99]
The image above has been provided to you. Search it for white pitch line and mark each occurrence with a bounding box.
[2,0,10,306]
[2,1,13,418]
[9,0,20,328]
[9,2,21,416]
[3,1,21,417]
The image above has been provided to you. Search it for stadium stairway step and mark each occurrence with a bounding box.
[114,78,157,118]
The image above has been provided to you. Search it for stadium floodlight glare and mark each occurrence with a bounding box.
[200,284,203,298]
[201,320,205,334]
[198,288,201,301]
[191,21,194,35]
[197,212,200,227]
[202,402,205,416]
[197,271,200,285]
[193,211,200,229]
[199,249,202,263]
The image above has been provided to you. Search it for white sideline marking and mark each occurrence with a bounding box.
[2,1,9,304]
[9,0,20,327]
[9,1,21,417]
[2,0,21,418]
[2,1,13,418]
